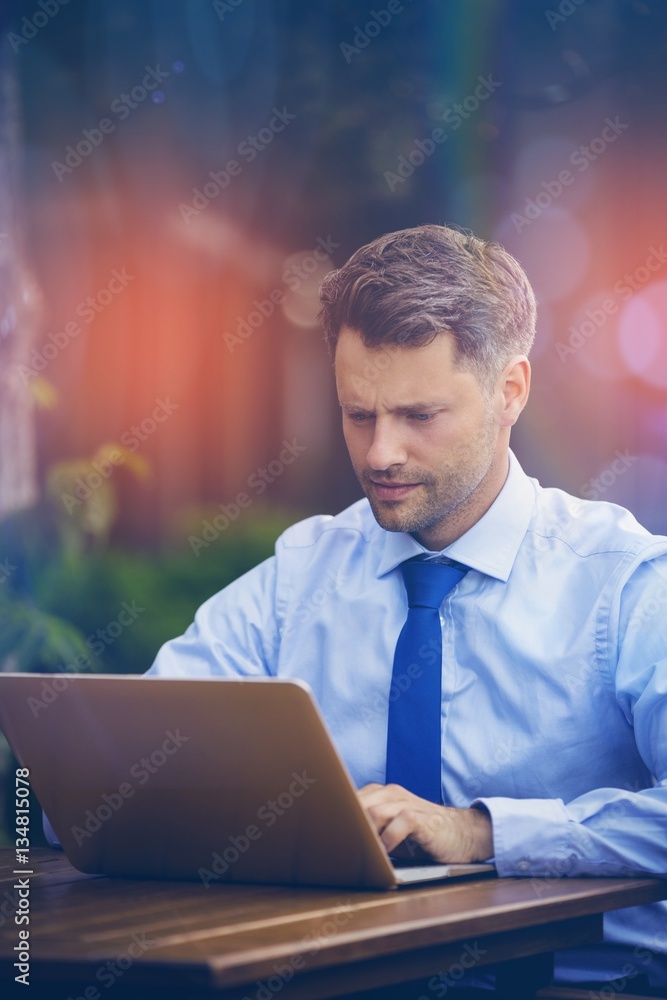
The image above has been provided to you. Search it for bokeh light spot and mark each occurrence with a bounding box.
[565,290,626,381]
[618,281,667,388]
[512,135,594,213]
[494,209,589,303]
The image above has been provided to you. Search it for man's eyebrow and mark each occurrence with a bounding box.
[339,401,450,412]
[393,402,449,412]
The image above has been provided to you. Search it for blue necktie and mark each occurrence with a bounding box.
[385,557,467,803]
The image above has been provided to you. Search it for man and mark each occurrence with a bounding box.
[148,225,667,991]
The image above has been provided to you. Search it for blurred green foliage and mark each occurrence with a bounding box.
[0,502,297,676]
[0,447,298,676]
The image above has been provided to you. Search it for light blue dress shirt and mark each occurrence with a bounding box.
[148,450,667,988]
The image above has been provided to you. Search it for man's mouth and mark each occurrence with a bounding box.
[370,480,421,501]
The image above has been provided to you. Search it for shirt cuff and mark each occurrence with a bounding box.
[472,796,574,877]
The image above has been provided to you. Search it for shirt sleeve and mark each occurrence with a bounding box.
[145,555,281,678]
[473,552,667,878]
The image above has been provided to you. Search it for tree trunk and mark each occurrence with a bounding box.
[0,49,38,520]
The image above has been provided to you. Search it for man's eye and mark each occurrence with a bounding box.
[409,413,435,422]
[349,413,371,422]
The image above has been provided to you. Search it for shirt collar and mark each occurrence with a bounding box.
[375,449,536,582]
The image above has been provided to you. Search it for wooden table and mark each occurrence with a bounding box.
[1,850,666,1000]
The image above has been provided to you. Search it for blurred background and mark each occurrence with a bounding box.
[0,0,666,840]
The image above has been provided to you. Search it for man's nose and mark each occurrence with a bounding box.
[366,421,408,470]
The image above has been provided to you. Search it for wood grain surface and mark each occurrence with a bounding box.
[1,850,666,998]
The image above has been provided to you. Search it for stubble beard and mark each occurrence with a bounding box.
[359,468,483,537]
[356,427,499,540]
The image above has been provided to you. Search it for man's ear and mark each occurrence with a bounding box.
[498,355,531,428]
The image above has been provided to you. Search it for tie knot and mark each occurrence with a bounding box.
[400,558,467,609]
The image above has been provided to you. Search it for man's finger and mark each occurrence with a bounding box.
[363,799,405,837]
[358,782,415,807]
[378,808,426,855]
[357,782,385,799]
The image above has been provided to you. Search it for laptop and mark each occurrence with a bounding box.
[0,673,494,889]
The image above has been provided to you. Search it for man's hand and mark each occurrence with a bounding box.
[358,783,494,863]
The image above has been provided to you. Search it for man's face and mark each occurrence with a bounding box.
[335,326,506,548]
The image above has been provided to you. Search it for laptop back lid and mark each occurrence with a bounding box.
[0,674,396,888]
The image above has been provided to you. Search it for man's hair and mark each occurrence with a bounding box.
[318,224,537,392]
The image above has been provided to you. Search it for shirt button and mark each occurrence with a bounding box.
[517,861,530,872]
